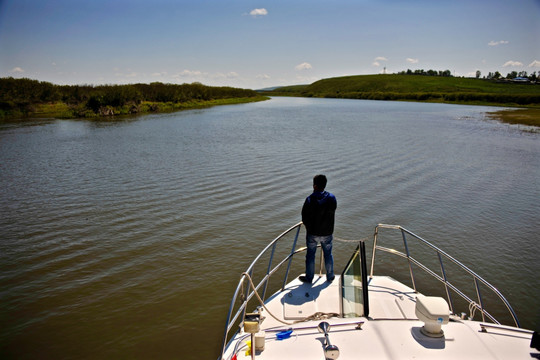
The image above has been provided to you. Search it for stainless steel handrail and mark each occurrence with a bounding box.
[220,222,522,359]
[220,222,304,359]
[370,224,520,328]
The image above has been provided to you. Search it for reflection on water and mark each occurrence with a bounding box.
[1,98,538,359]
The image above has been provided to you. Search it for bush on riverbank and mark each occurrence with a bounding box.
[0,77,264,119]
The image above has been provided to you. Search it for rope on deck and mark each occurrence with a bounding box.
[241,272,340,326]
[334,236,370,243]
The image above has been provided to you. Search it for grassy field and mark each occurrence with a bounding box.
[264,74,540,109]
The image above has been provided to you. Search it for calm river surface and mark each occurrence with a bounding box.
[1,97,539,359]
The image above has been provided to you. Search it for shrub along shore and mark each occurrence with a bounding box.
[0,77,268,120]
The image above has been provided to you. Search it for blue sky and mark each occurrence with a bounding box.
[1,0,539,89]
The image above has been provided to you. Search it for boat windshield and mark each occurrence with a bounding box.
[341,242,369,318]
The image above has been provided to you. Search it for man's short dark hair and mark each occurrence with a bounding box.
[313,174,327,190]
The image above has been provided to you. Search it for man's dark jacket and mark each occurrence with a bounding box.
[301,190,337,236]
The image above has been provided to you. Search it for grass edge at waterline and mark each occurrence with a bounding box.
[485,108,540,127]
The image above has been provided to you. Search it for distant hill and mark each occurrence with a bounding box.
[263,74,540,107]
[256,86,292,92]
[262,84,309,94]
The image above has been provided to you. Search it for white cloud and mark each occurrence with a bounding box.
[114,71,138,78]
[528,60,540,68]
[212,72,240,80]
[257,74,271,80]
[503,60,524,67]
[220,72,239,79]
[179,69,203,76]
[171,70,206,82]
[250,8,268,17]
[406,58,419,64]
[10,67,24,73]
[295,62,312,71]
[488,40,509,46]
[372,57,388,67]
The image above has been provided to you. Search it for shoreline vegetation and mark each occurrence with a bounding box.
[485,108,540,127]
[2,74,539,127]
[0,77,268,120]
[262,74,540,127]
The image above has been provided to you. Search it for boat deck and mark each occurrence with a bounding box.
[224,275,538,360]
[367,276,418,319]
[260,274,418,329]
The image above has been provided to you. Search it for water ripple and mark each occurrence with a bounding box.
[1,98,538,359]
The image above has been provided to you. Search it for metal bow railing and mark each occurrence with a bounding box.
[370,224,520,327]
[219,222,521,359]
[219,222,304,359]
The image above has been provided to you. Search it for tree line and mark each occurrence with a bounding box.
[397,69,538,82]
[397,69,452,77]
[486,71,537,81]
[0,77,261,118]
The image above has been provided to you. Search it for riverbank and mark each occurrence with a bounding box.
[19,96,270,120]
[0,78,268,121]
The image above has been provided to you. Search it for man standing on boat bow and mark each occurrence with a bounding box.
[300,174,337,284]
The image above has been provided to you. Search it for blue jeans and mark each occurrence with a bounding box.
[305,234,334,282]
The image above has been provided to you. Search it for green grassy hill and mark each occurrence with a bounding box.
[265,74,540,107]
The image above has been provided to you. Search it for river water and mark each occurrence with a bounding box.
[1,97,538,359]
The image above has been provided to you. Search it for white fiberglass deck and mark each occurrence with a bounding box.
[224,275,537,360]
[260,275,418,329]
